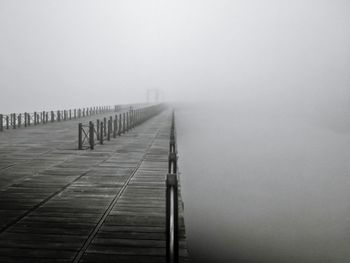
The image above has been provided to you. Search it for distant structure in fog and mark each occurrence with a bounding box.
[147,89,162,103]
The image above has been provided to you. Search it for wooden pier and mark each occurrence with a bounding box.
[0,106,187,262]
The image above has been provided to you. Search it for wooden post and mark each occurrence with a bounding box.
[57,111,61,121]
[126,112,129,131]
[78,123,83,150]
[46,112,49,123]
[100,121,104,145]
[96,119,100,140]
[118,114,122,136]
[107,119,111,141]
[74,109,77,119]
[69,109,72,120]
[123,113,126,133]
[113,115,117,138]
[6,115,9,129]
[0,114,3,132]
[12,114,16,129]
[27,113,31,126]
[18,113,21,128]
[89,121,94,150]
[104,117,107,137]
[34,112,37,125]
[166,173,179,263]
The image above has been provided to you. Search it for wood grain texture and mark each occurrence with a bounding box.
[0,110,188,263]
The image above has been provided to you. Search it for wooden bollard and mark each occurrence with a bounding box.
[89,121,94,150]
[113,115,117,138]
[123,113,126,133]
[34,112,37,125]
[126,112,129,131]
[12,113,16,129]
[118,113,122,136]
[74,109,77,119]
[100,122,104,145]
[107,119,111,141]
[96,119,100,140]
[78,123,83,150]
[57,111,61,121]
[6,115,9,129]
[46,112,49,123]
[18,113,21,128]
[0,114,3,131]
[69,109,72,120]
[131,110,134,128]
[103,117,107,136]
[166,173,179,263]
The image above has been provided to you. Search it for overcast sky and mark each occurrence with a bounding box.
[0,0,349,112]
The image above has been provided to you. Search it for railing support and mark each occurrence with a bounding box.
[166,173,179,263]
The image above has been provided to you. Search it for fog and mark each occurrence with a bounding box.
[1,0,350,262]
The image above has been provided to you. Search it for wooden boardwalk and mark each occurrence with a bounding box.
[0,109,187,262]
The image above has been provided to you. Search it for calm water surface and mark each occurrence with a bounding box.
[176,103,350,263]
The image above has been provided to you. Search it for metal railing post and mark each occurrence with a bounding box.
[166,173,179,263]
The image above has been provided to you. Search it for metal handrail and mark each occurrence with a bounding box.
[166,109,179,263]
[77,104,166,150]
[0,105,115,132]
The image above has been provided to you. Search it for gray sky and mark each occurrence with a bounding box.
[0,0,349,112]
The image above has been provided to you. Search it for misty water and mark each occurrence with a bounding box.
[176,102,350,263]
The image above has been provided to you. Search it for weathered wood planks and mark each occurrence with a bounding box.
[0,109,188,262]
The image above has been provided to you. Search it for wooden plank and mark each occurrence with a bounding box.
[0,109,188,262]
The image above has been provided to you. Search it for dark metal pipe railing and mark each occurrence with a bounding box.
[0,105,118,132]
[77,104,166,150]
[166,109,179,263]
